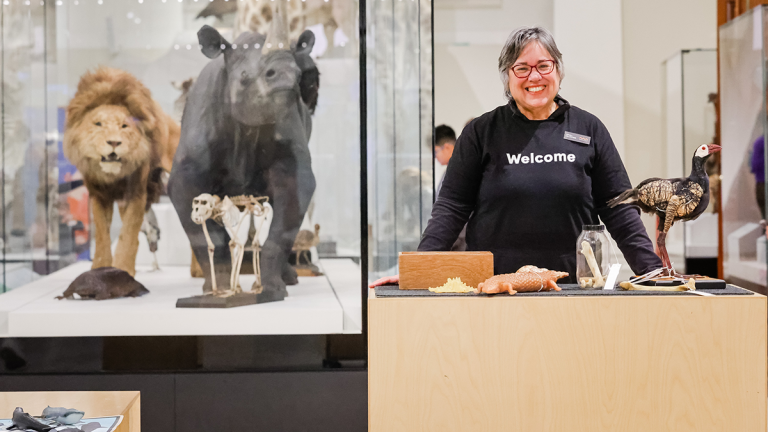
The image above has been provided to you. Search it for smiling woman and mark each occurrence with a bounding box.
[370,26,663,288]
[498,27,564,120]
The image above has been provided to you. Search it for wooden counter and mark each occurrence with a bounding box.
[0,391,140,432]
[369,293,767,432]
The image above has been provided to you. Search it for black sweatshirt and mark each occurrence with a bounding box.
[418,96,662,282]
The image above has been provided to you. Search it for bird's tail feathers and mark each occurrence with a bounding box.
[607,189,638,208]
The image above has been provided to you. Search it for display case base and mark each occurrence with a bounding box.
[0,259,362,336]
[176,290,285,308]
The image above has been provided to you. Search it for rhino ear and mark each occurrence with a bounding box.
[198,25,230,59]
[296,30,315,56]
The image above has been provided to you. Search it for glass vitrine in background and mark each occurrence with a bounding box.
[0,0,372,340]
[0,0,57,292]
[366,0,434,280]
[662,49,718,277]
[719,5,767,289]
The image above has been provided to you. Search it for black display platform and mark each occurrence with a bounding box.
[176,289,285,308]
[374,283,754,297]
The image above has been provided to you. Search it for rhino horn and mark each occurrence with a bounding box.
[262,3,290,54]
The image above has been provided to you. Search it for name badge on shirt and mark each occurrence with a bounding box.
[564,131,591,145]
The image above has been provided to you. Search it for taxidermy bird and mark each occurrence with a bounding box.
[607,144,721,276]
[292,224,320,265]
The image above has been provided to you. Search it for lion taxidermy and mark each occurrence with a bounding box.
[63,67,180,275]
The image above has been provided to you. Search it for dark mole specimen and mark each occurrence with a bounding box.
[56,267,150,300]
[7,407,54,432]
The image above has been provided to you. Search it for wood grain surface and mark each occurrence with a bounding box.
[369,295,767,432]
[399,252,493,290]
[0,391,140,432]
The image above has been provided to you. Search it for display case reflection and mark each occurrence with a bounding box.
[662,49,719,276]
[0,0,365,336]
[720,5,767,289]
[366,0,433,278]
[0,0,58,291]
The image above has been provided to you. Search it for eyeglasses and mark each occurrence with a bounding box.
[510,60,556,79]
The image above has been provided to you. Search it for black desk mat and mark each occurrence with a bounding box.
[374,283,755,297]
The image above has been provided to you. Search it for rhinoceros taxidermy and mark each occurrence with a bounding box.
[168,7,318,299]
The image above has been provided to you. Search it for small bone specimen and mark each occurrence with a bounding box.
[579,241,604,288]
[428,277,476,293]
[478,266,568,295]
[191,193,269,295]
[619,278,696,292]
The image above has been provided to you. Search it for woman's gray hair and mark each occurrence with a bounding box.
[498,26,564,100]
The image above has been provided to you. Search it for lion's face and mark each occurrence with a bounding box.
[64,104,151,180]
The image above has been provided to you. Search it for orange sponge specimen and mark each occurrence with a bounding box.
[477,266,569,295]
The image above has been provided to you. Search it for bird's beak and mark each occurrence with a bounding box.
[707,144,722,153]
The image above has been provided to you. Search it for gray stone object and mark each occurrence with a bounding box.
[56,267,150,300]
[168,21,319,302]
[7,407,54,432]
[41,406,85,425]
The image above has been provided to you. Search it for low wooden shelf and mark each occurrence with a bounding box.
[0,391,140,432]
[369,292,767,432]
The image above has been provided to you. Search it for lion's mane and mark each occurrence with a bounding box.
[64,67,178,208]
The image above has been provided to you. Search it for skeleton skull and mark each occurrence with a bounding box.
[191,193,219,224]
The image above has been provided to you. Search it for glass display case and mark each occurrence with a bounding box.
[0,0,434,342]
[662,49,718,276]
[366,0,433,279]
[720,5,767,289]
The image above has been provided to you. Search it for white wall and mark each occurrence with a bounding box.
[621,0,716,184]
[553,0,625,156]
[434,0,553,135]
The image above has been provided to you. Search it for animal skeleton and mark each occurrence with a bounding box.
[141,208,161,271]
[191,194,270,295]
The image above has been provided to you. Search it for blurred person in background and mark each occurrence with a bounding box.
[750,135,765,220]
[434,124,465,251]
[434,124,456,196]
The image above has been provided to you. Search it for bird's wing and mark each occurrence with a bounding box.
[636,178,680,208]
[673,181,705,219]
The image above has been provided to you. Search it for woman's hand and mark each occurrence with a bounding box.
[369,275,399,288]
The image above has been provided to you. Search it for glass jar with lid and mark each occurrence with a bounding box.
[576,224,613,289]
